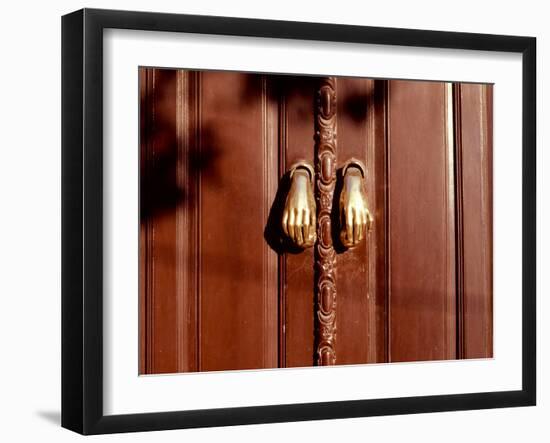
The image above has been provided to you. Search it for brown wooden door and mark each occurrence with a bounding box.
[139,68,493,374]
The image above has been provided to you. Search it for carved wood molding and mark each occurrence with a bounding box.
[315,77,337,365]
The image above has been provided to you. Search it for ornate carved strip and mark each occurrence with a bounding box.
[315,77,337,365]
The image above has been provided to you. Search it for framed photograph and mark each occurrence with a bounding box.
[61,8,536,434]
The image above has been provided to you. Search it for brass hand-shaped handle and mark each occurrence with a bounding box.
[282,162,317,248]
[339,159,373,248]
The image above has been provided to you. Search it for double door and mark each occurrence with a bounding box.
[139,68,493,374]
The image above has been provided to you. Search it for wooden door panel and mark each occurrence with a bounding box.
[280,76,316,368]
[387,80,456,362]
[139,68,181,374]
[140,71,493,373]
[199,71,279,371]
[455,83,494,358]
[335,78,387,364]
[140,69,279,373]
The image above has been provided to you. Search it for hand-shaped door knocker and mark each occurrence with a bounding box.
[281,161,317,248]
[339,159,373,248]
[281,158,372,249]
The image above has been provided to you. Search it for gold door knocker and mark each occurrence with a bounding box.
[338,158,373,248]
[281,158,372,250]
[281,161,317,248]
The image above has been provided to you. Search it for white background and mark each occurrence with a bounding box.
[0,0,546,441]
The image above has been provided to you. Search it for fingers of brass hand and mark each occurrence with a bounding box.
[355,209,364,244]
[288,209,296,244]
[302,209,316,248]
[295,210,304,246]
[282,211,289,237]
[345,208,354,246]
[301,209,312,248]
[340,207,371,248]
[282,208,317,248]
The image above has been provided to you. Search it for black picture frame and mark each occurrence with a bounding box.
[62,8,536,435]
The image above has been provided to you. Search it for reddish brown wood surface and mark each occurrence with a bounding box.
[455,83,494,359]
[140,70,493,373]
[140,68,181,374]
[140,69,279,373]
[279,76,316,368]
[387,80,457,362]
[198,71,279,371]
[335,78,387,364]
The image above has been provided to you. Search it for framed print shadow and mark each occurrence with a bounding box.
[61,8,536,435]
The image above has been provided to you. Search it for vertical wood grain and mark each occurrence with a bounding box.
[140,72,493,372]
[371,79,389,363]
[282,76,316,368]
[278,90,288,367]
[387,80,457,362]
[335,78,386,364]
[139,68,181,374]
[175,70,200,372]
[262,75,280,368]
[335,77,368,364]
[199,71,278,371]
[139,68,150,374]
[455,83,493,359]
